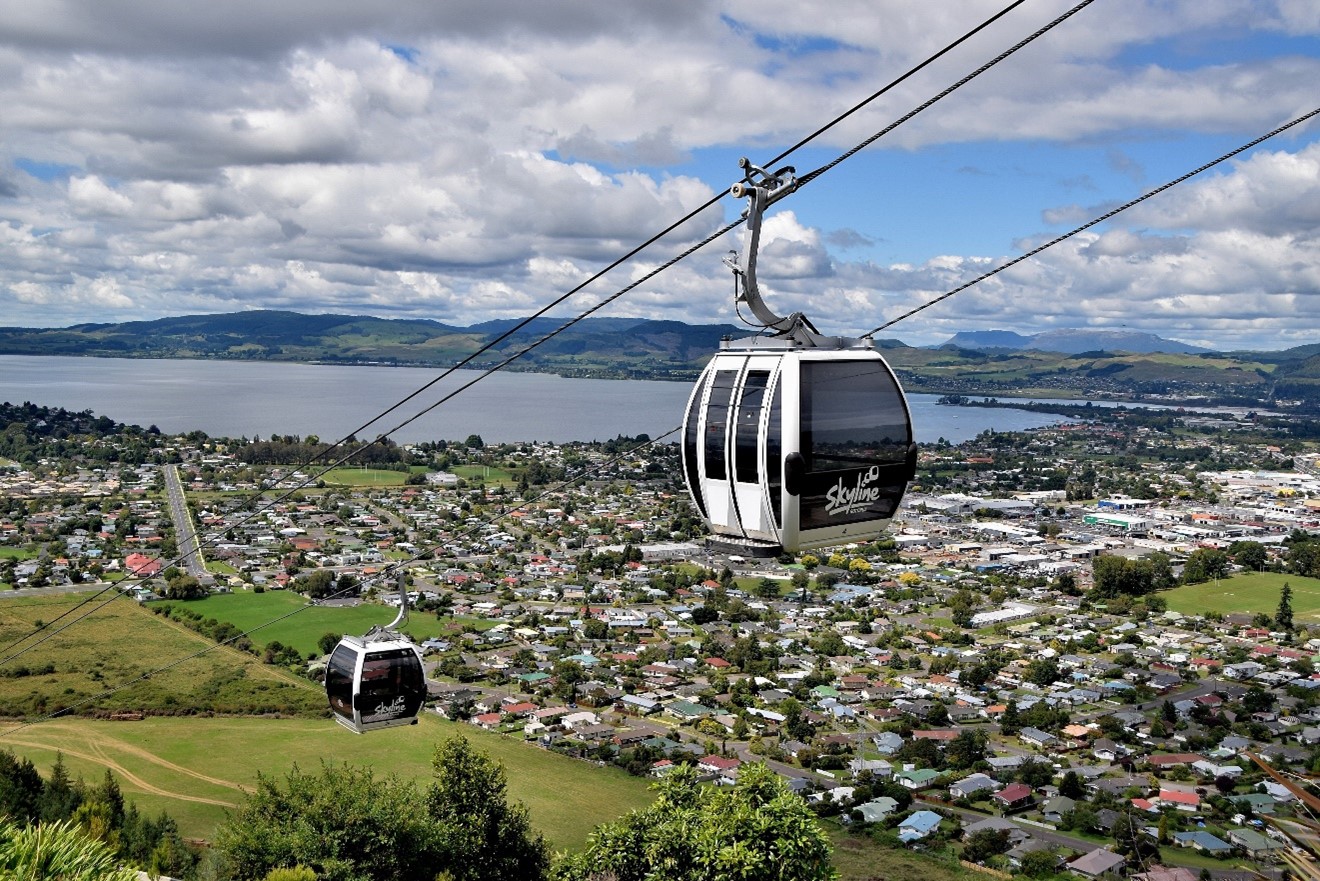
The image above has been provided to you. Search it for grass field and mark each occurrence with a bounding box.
[319,467,407,486]
[151,590,476,657]
[0,714,654,850]
[1162,571,1320,620]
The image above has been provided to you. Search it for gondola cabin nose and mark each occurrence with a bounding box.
[681,347,914,555]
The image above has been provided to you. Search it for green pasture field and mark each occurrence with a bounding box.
[150,590,474,657]
[319,467,407,486]
[1162,572,1320,620]
[0,714,655,850]
[0,591,323,720]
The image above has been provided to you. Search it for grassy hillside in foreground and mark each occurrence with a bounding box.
[1,714,655,850]
[0,591,324,719]
[1161,571,1320,620]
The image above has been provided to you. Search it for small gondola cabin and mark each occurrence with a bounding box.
[325,634,426,733]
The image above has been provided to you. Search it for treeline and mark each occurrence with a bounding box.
[0,401,162,466]
[0,750,196,878]
[1091,535,1320,612]
[235,434,407,465]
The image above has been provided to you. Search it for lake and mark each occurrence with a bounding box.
[0,355,1064,444]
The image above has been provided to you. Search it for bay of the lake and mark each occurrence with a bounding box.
[0,355,1063,444]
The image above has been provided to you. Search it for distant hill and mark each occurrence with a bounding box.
[3,310,1317,411]
[942,328,1206,355]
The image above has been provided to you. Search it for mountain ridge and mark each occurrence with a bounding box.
[2,310,1318,411]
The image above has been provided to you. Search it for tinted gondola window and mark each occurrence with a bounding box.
[733,370,768,484]
[703,370,739,481]
[358,648,423,721]
[682,372,710,517]
[766,377,782,527]
[800,361,910,471]
[325,643,358,720]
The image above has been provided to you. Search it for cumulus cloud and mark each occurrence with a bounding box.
[0,1,1316,350]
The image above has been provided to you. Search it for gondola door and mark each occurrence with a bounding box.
[728,358,781,545]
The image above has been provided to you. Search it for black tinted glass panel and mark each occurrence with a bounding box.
[767,378,782,528]
[682,372,710,517]
[733,370,768,484]
[326,643,358,719]
[703,370,738,481]
[800,361,910,471]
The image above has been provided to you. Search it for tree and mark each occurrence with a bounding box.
[163,573,206,600]
[1059,771,1085,800]
[999,700,1021,736]
[0,819,138,881]
[1277,582,1295,634]
[213,763,443,881]
[1018,760,1053,789]
[926,702,950,727]
[1113,808,1161,868]
[317,632,342,656]
[962,828,1010,863]
[0,750,44,824]
[1018,848,1060,879]
[946,730,987,771]
[552,763,835,881]
[1025,657,1060,687]
[427,736,549,881]
[1230,540,1268,572]
[1091,555,1154,598]
[1181,548,1229,585]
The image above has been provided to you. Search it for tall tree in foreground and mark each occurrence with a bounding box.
[426,735,549,881]
[211,736,547,881]
[553,763,836,881]
[211,763,442,881]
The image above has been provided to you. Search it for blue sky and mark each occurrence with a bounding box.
[0,1,1318,350]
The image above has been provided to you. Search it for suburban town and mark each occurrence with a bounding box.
[5,402,1320,881]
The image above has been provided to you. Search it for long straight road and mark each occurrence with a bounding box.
[163,464,208,579]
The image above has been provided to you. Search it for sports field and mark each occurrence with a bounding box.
[1162,572,1320,620]
[0,714,654,849]
[319,467,408,486]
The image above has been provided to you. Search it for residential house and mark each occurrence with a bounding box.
[949,773,1000,800]
[1067,848,1127,878]
[992,783,1034,812]
[897,810,943,844]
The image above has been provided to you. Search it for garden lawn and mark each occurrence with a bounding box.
[0,547,37,560]
[1161,572,1320,621]
[1,714,654,850]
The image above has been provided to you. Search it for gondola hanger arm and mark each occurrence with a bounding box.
[727,159,854,349]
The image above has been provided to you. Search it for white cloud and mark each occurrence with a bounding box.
[0,1,1316,351]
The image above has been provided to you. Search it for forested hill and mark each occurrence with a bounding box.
[3,310,1320,411]
[0,311,744,381]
